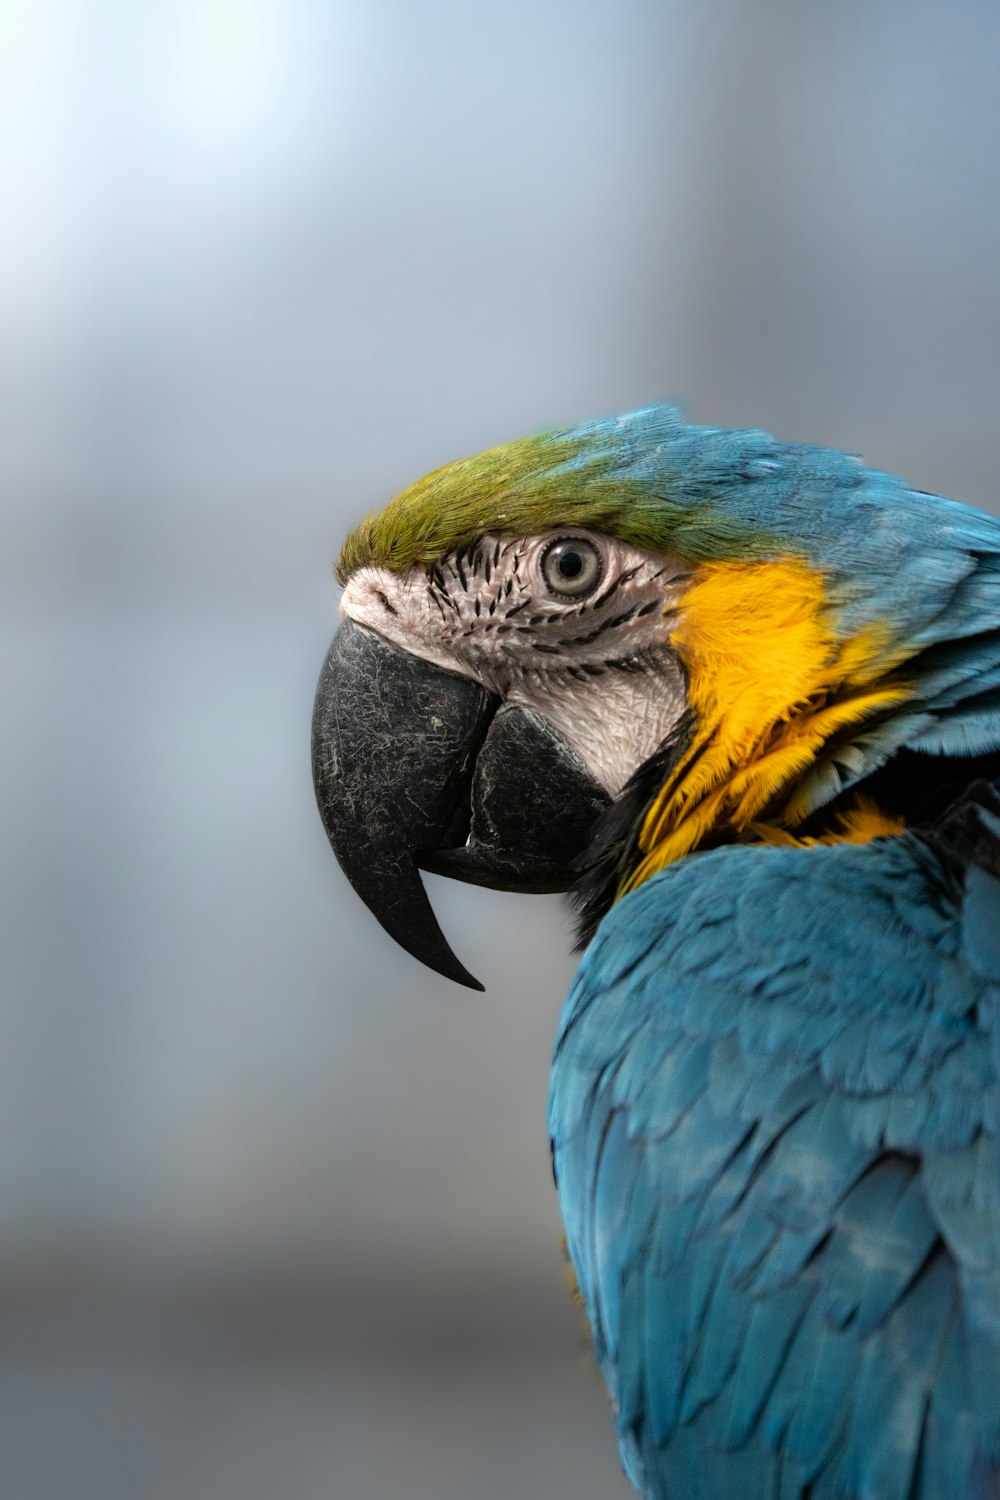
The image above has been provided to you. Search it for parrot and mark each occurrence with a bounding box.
[312,404,1000,1500]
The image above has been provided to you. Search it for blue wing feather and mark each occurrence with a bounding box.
[550,820,1000,1500]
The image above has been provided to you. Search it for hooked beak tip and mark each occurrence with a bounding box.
[312,619,494,990]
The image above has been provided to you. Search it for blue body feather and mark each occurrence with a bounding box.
[551,826,1000,1499]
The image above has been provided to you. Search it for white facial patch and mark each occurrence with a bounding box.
[340,531,690,796]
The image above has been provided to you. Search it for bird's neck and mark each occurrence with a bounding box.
[621,557,911,893]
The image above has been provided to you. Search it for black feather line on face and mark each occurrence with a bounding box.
[588,566,641,612]
[561,608,639,648]
[570,708,696,949]
[426,584,446,621]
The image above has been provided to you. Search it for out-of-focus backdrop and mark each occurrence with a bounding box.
[4,2,1000,1496]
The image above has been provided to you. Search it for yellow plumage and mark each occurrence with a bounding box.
[622,559,910,892]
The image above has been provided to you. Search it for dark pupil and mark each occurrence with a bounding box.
[558,549,583,578]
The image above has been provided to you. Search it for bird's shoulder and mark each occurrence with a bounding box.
[554,817,1000,1145]
[549,807,1000,1500]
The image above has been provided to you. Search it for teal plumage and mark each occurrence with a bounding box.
[551,813,1000,1499]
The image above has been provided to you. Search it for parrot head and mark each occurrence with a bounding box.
[314,405,1000,988]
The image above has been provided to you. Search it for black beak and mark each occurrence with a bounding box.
[312,620,609,989]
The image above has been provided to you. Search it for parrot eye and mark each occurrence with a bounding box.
[540,537,604,597]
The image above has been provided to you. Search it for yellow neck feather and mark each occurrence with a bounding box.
[621,559,910,894]
[749,798,906,849]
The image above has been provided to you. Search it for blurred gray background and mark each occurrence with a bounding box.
[4,1,1000,1496]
